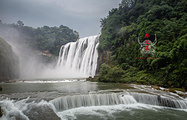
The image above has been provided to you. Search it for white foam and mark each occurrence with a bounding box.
[1,93,187,120]
[15,79,86,83]
[0,98,30,120]
[56,103,162,120]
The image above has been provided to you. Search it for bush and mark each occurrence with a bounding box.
[98,64,124,83]
[121,63,130,70]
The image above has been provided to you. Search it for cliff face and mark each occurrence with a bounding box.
[0,37,19,81]
[96,50,117,75]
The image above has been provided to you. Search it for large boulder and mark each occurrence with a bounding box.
[23,105,61,120]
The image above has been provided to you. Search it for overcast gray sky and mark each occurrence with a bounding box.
[0,0,121,37]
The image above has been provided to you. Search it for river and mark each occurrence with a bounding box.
[0,78,187,120]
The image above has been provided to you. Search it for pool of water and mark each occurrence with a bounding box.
[0,79,186,120]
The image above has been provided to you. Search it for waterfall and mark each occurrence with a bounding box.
[57,35,99,77]
[130,92,187,109]
[50,93,187,112]
[50,93,137,111]
[1,93,187,119]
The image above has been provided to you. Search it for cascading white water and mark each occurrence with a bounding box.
[50,93,187,112]
[57,35,99,77]
[50,93,137,111]
[130,92,187,109]
[1,92,187,119]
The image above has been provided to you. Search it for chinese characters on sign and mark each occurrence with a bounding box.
[144,33,150,51]
[138,33,157,59]
[145,39,150,51]
[144,33,150,38]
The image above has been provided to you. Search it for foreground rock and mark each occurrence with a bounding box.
[0,106,3,117]
[23,105,61,120]
[86,76,98,81]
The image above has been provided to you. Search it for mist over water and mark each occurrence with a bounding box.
[0,26,99,79]
[0,26,51,79]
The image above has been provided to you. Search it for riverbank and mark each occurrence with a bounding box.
[92,64,187,91]
[86,74,187,98]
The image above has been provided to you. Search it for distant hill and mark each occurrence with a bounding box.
[0,21,79,56]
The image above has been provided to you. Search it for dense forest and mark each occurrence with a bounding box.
[97,0,187,90]
[0,21,79,56]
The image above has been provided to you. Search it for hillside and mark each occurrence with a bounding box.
[97,0,187,89]
[0,21,79,56]
[0,37,19,81]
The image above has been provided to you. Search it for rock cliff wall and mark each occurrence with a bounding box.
[0,37,19,81]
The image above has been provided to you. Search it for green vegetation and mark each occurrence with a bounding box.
[0,22,79,56]
[98,63,125,83]
[0,37,19,81]
[97,0,187,89]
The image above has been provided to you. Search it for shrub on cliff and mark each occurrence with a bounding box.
[98,63,124,83]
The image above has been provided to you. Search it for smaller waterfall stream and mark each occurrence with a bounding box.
[50,94,136,111]
[50,93,187,112]
[57,35,99,77]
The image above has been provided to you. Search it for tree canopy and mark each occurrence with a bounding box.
[0,21,79,56]
[98,0,187,89]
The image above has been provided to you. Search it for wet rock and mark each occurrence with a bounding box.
[86,76,98,81]
[0,106,3,117]
[163,89,170,92]
[151,85,160,90]
[169,89,177,93]
[8,111,28,120]
[94,76,98,80]
[0,86,2,91]
[23,105,61,120]
[86,76,93,81]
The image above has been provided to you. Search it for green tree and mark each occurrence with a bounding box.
[17,20,24,27]
[97,0,187,89]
